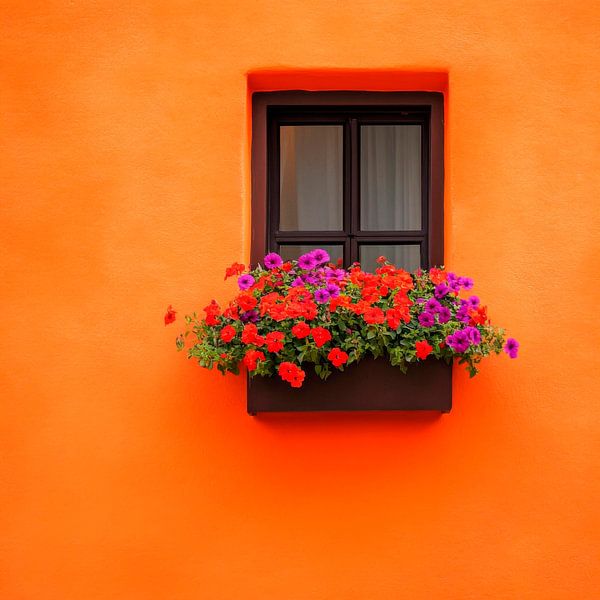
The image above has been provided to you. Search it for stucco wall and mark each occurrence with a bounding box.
[2,1,599,598]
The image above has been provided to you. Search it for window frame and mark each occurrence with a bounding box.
[251,91,444,269]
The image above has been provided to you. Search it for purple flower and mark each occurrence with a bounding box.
[263,252,283,270]
[237,274,255,290]
[314,288,330,304]
[291,276,304,287]
[456,304,470,323]
[467,295,480,308]
[447,272,458,282]
[460,277,474,290]
[447,330,470,353]
[504,337,519,359]
[416,297,426,304]
[449,279,461,293]
[434,283,449,298]
[464,326,481,345]
[240,309,259,323]
[326,283,340,298]
[298,253,317,270]
[425,298,441,313]
[438,306,451,323]
[310,248,330,265]
[418,311,435,327]
[304,274,319,285]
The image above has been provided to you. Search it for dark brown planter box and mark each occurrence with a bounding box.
[247,357,452,414]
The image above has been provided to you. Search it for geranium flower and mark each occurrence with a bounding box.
[415,340,433,360]
[418,311,435,327]
[264,252,283,269]
[310,327,332,348]
[363,307,384,325]
[429,268,447,285]
[203,300,220,325]
[237,293,257,312]
[243,349,265,371]
[266,331,285,353]
[289,369,306,388]
[224,262,245,280]
[237,274,255,290]
[291,321,311,339]
[504,338,519,358]
[328,347,349,368]
[220,325,236,343]
[164,305,176,326]
[298,253,317,270]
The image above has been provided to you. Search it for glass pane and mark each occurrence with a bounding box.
[360,125,422,231]
[278,244,344,266]
[359,244,421,272]
[280,125,343,231]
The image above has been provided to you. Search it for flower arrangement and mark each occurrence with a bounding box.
[171,249,518,388]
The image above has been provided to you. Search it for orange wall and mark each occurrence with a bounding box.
[2,2,599,598]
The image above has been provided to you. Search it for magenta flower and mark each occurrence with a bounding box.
[460,277,474,290]
[237,274,255,290]
[326,283,340,298]
[314,288,330,304]
[434,283,449,298]
[425,298,441,313]
[263,252,283,269]
[467,295,480,308]
[291,276,304,287]
[504,338,519,359]
[438,306,451,323]
[418,311,435,327]
[298,253,317,270]
[464,326,481,345]
[447,330,470,353]
[310,248,330,265]
[240,309,259,323]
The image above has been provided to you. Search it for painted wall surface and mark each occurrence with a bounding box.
[2,2,599,598]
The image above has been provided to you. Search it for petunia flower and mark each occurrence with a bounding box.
[237,274,255,290]
[310,248,330,265]
[467,295,480,308]
[438,306,451,323]
[314,288,330,304]
[298,253,317,270]
[418,311,435,327]
[504,338,519,358]
[434,283,450,298]
[263,252,283,270]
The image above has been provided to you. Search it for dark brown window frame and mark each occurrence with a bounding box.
[251,91,444,268]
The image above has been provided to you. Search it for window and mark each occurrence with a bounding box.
[251,92,444,272]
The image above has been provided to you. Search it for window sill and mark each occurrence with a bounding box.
[247,357,452,414]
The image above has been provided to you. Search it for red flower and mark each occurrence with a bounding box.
[220,325,236,343]
[469,306,488,325]
[203,300,220,326]
[415,340,433,360]
[241,323,264,346]
[328,347,349,368]
[237,293,257,312]
[429,268,447,285]
[289,369,305,388]
[266,331,285,353]
[281,261,293,272]
[376,255,388,264]
[224,262,245,280]
[291,321,311,339]
[164,305,176,326]
[311,327,332,348]
[243,349,265,371]
[278,361,306,387]
[363,306,384,325]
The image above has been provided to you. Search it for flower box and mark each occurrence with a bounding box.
[247,357,452,414]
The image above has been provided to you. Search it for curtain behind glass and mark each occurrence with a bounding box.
[360,125,422,231]
[279,126,343,231]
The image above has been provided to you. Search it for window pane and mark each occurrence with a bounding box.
[278,244,344,266]
[359,244,421,272]
[280,126,343,231]
[360,125,422,231]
